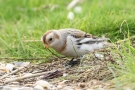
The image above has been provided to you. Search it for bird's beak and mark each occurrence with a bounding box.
[45,44,49,49]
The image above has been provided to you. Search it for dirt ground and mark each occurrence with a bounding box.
[0,50,121,90]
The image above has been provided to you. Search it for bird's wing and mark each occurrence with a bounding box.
[60,28,98,39]
[76,38,110,45]
[59,28,110,45]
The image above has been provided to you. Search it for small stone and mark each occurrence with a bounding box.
[34,85,44,90]
[34,80,56,89]
[18,87,32,90]
[11,88,19,90]
[87,89,94,90]
[14,62,30,67]
[62,86,73,90]
[95,53,104,59]
[63,73,68,77]
[57,85,63,89]
[5,63,15,72]
[78,83,85,88]
[2,86,10,90]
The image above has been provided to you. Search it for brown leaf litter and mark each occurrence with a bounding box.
[0,49,122,90]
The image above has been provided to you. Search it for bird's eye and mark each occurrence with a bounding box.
[49,38,52,41]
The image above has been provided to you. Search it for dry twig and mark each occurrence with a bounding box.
[4,68,64,84]
[0,64,30,80]
[0,57,47,60]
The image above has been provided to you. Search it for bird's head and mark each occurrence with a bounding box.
[42,30,60,49]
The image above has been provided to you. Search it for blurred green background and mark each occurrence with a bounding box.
[0,0,135,58]
[1,0,135,89]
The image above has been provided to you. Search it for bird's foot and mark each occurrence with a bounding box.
[65,58,80,67]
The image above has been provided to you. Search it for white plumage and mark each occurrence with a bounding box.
[42,28,109,57]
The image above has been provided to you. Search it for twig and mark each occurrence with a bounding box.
[0,57,47,60]
[4,68,64,84]
[0,64,30,80]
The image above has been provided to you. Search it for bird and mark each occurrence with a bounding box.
[42,28,110,66]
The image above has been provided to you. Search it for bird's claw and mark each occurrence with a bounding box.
[65,58,80,67]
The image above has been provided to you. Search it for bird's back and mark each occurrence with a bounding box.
[60,34,109,57]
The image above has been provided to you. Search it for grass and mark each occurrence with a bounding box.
[0,0,135,89]
[109,40,135,89]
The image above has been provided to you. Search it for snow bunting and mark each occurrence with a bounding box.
[42,28,109,58]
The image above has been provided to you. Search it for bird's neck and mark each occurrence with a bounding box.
[51,31,67,53]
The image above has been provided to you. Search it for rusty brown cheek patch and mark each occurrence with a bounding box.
[54,33,59,39]
[59,41,67,53]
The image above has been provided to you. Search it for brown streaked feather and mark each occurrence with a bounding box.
[54,33,60,39]
[84,33,98,39]
[61,29,98,39]
[58,29,98,52]
[59,40,67,53]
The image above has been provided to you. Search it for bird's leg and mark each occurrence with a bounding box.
[65,58,80,67]
[66,58,74,66]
